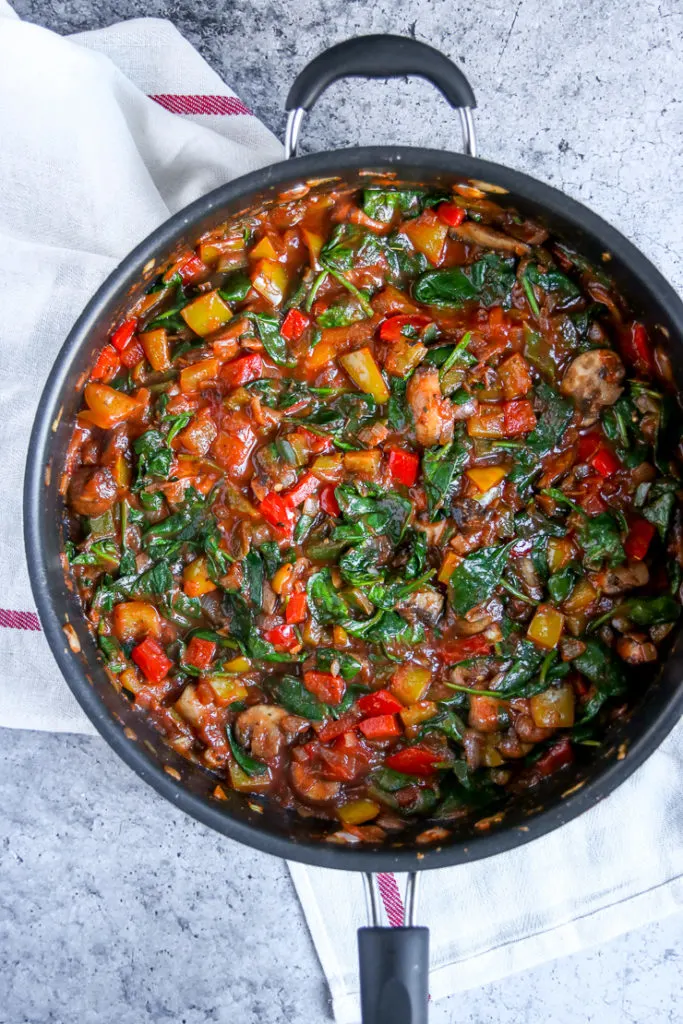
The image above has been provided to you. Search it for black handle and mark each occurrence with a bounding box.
[285,34,476,113]
[358,926,430,1024]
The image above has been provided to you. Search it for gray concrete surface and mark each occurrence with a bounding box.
[3,0,683,1021]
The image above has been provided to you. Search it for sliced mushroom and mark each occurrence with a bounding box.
[591,560,649,596]
[290,761,341,803]
[397,587,444,628]
[235,705,309,763]
[560,349,625,425]
[452,221,531,256]
[407,367,455,448]
[616,634,657,664]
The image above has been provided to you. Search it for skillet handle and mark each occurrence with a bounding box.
[284,34,477,158]
[358,926,430,1024]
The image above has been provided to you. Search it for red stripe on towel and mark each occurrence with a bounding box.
[376,873,405,927]
[0,609,41,631]
[149,94,252,116]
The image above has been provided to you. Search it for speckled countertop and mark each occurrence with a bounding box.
[3,1,683,1021]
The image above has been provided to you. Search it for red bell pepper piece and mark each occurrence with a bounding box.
[385,746,442,775]
[184,636,217,671]
[358,714,402,740]
[263,624,298,651]
[621,322,655,374]
[176,251,209,285]
[281,308,311,342]
[284,471,320,508]
[132,635,172,684]
[503,399,537,436]
[437,634,493,664]
[110,318,138,352]
[119,339,145,369]
[536,736,574,776]
[285,591,308,625]
[436,203,467,228]
[320,485,341,517]
[303,670,346,704]
[379,314,432,344]
[91,344,121,383]
[577,431,602,463]
[221,353,263,389]
[259,492,296,532]
[387,448,420,488]
[591,446,620,478]
[357,689,404,717]
[317,708,363,743]
[318,731,369,781]
[624,518,656,560]
[297,427,335,454]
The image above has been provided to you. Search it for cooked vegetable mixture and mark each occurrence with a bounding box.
[62,179,682,843]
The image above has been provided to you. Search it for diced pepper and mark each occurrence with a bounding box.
[379,314,432,344]
[343,450,382,478]
[390,664,432,705]
[577,431,602,463]
[175,252,209,285]
[384,338,428,377]
[357,689,404,717]
[530,683,575,729]
[184,636,217,671]
[385,746,441,776]
[180,291,232,336]
[399,701,438,729]
[338,799,381,825]
[91,344,121,383]
[402,210,449,265]
[259,492,296,536]
[281,308,311,341]
[320,485,341,517]
[80,383,139,429]
[139,328,171,373]
[467,405,506,438]
[438,550,461,584]
[547,536,576,573]
[205,675,249,707]
[498,353,532,399]
[229,759,272,793]
[179,358,221,393]
[303,670,345,704]
[112,601,161,644]
[358,714,402,740]
[563,579,597,614]
[591,446,620,478]
[285,591,308,625]
[436,202,467,227]
[249,236,279,261]
[263,624,299,651]
[466,466,508,493]
[621,322,654,374]
[536,736,574,776]
[311,455,344,483]
[527,604,565,649]
[250,259,289,306]
[119,339,145,369]
[220,353,263,389]
[271,563,294,596]
[503,399,537,436]
[469,695,502,733]
[131,635,172,683]
[199,235,245,264]
[300,227,325,266]
[183,557,217,598]
[110,318,138,352]
[317,709,362,743]
[387,448,420,487]
[298,427,335,455]
[624,518,656,561]
[339,347,390,403]
[283,471,320,507]
[223,656,251,673]
[437,634,492,663]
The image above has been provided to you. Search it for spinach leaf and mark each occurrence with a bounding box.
[412,267,478,307]
[306,569,349,623]
[405,530,428,579]
[98,633,127,674]
[422,433,470,517]
[316,301,366,328]
[362,188,425,222]
[467,254,517,307]
[573,640,626,721]
[417,709,466,743]
[338,539,384,586]
[223,593,297,663]
[146,273,188,332]
[244,550,264,610]
[509,383,573,496]
[387,376,410,431]
[579,513,625,568]
[618,595,680,627]
[496,639,546,696]
[315,648,362,681]
[259,541,283,577]
[367,572,436,612]
[218,271,251,304]
[136,560,174,596]
[226,724,267,776]
[449,543,513,616]
[275,674,328,720]
[642,479,678,540]
[133,429,172,487]
[371,766,420,792]
[526,263,580,304]
[547,565,578,603]
[245,312,292,367]
[70,539,120,569]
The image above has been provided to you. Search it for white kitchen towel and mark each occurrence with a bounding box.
[0,5,681,1023]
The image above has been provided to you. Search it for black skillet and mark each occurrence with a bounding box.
[24,35,683,1024]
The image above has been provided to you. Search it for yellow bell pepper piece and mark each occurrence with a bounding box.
[205,675,249,708]
[223,656,251,673]
[402,212,449,265]
[466,406,506,438]
[250,258,289,306]
[529,683,575,728]
[80,383,139,430]
[229,760,271,793]
[332,625,349,647]
[339,348,390,404]
[338,799,380,825]
[546,536,576,574]
[112,601,161,644]
[466,466,508,493]
[311,454,344,482]
[527,604,565,649]
[199,235,245,264]
[249,236,279,261]
[271,563,295,595]
[301,227,325,267]
[179,357,221,393]
[183,556,217,597]
[180,290,233,336]
[120,667,143,694]
[563,579,597,614]
[343,450,381,478]
[438,550,460,584]
[391,664,432,705]
[399,701,438,729]
[384,338,427,377]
